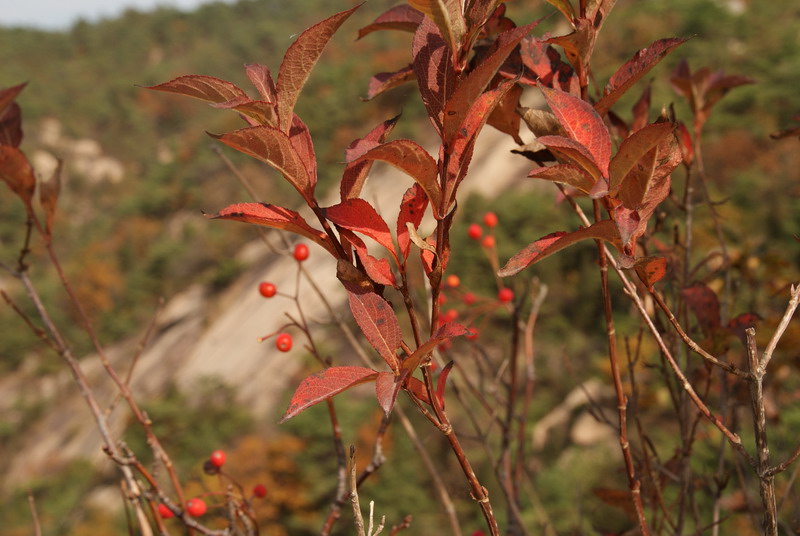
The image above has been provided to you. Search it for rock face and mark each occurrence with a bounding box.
[3,126,535,488]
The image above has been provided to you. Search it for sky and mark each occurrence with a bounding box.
[0,0,232,30]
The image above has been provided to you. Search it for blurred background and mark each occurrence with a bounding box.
[1,0,799,534]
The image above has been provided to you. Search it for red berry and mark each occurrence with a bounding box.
[186,498,207,517]
[209,449,226,468]
[275,333,293,352]
[463,292,476,305]
[446,274,460,288]
[253,484,268,498]
[429,360,439,372]
[157,503,174,519]
[438,294,447,306]
[467,223,483,240]
[498,288,514,303]
[444,309,459,322]
[293,243,309,262]
[472,531,487,536]
[258,282,277,298]
[481,235,496,249]
[483,212,498,228]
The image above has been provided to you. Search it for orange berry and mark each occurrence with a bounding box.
[482,235,495,248]
[483,212,498,228]
[446,274,460,288]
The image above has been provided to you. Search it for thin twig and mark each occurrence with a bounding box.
[27,490,42,536]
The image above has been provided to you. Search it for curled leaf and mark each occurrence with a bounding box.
[280,366,378,422]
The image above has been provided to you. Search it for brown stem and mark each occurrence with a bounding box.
[27,490,42,536]
[745,329,778,535]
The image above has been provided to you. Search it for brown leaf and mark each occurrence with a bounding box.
[682,283,721,333]
[0,82,27,116]
[519,107,564,137]
[408,0,466,54]
[276,5,361,131]
[535,135,602,179]
[0,102,23,148]
[609,122,675,193]
[488,83,523,143]
[39,159,63,236]
[634,256,667,289]
[280,366,378,422]
[244,63,277,102]
[498,220,621,277]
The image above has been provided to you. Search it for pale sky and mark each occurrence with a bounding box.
[0,0,233,30]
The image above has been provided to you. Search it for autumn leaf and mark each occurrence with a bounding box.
[527,164,596,194]
[594,37,689,116]
[682,283,721,333]
[339,228,397,288]
[534,135,602,180]
[540,84,611,176]
[402,322,471,373]
[412,17,455,133]
[375,370,407,415]
[244,63,277,102]
[348,290,403,370]
[211,203,337,255]
[340,115,400,201]
[39,159,63,236]
[325,198,397,259]
[498,220,621,277]
[210,126,314,203]
[634,256,667,290]
[0,146,36,210]
[145,75,248,104]
[609,122,675,193]
[397,184,429,260]
[365,65,416,100]
[350,139,442,216]
[408,0,465,55]
[280,366,378,422]
[358,5,424,39]
[276,4,361,131]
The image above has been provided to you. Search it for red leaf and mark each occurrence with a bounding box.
[498,220,622,277]
[540,84,612,176]
[211,203,337,255]
[211,97,277,126]
[341,115,400,201]
[210,126,314,202]
[409,0,466,55]
[276,5,361,131]
[244,63,277,102]
[535,135,602,180]
[405,376,431,404]
[609,122,675,193]
[675,121,694,166]
[412,17,455,133]
[397,184,429,260]
[0,146,36,208]
[442,19,542,142]
[289,114,317,187]
[0,82,27,117]
[631,81,652,133]
[366,65,416,100]
[445,78,517,196]
[617,146,658,210]
[546,18,596,86]
[594,38,689,116]
[350,139,442,216]
[339,228,397,287]
[527,164,596,194]
[280,366,378,422]
[402,322,471,373]
[145,75,248,104]
[325,199,396,258]
[517,38,579,95]
[348,290,403,371]
[542,0,575,21]
[435,360,454,410]
[375,371,406,415]
[0,103,23,148]
[634,256,667,290]
[682,284,721,333]
[358,5,423,39]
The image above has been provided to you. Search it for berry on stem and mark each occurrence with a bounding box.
[444,309,459,322]
[157,503,174,519]
[186,498,207,517]
[275,333,293,352]
[446,274,460,288]
[293,243,309,262]
[463,292,476,305]
[253,484,268,498]
[498,288,514,303]
[258,282,277,298]
[483,212,498,228]
[481,235,496,249]
[209,449,226,468]
[467,223,483,240]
